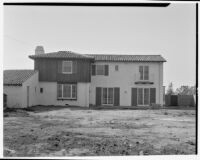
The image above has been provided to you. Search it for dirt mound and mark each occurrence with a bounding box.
[4,108,29,117]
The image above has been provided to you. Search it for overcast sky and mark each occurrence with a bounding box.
[3,3,196,90]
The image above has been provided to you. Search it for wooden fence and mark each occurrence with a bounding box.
[165,95,195,107]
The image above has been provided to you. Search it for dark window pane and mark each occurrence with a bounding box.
[138,88,143,105]
[139,66,143,80]
[144,66,149,80]
[72,85,77,98]
[58,84,62,98]
[144,88,150,105]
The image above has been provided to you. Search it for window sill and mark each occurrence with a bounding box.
[62,72,73,74]
[57,98,77,101]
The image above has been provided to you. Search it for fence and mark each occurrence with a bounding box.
[165,94,195,107]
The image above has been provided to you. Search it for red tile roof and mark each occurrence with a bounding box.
[4,70,38,86]
[29,51,94,60]
[87,54,166,62]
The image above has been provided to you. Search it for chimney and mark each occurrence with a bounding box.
[35,46,45,55]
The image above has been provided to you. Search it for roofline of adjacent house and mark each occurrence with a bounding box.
[3,69,38,86]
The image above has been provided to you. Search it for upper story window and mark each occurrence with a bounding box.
[62,61,72,74]
[115,65,119,71]
[92,64,109,76]
[96,65,105,75]
[139,66,149,80]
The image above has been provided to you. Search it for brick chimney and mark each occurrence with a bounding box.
[35,46,45,55]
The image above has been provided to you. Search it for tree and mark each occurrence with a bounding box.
[175,85,196,95]
[166,82,174,95]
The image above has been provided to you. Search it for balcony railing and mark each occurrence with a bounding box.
[134,73,154,84]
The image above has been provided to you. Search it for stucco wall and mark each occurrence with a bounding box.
[22,72,39,107]
[38,82,90,107]
[90,61,164,106]
[3,86,23,108]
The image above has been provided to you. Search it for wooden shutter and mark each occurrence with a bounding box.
[114,87,120,106]
[132,88,137,106]
[57,61,62,73]
[92,65,96,76]
[72,61,77,73]
[150,88,156,104]
[105,65,109,76]
[96,87,102,106]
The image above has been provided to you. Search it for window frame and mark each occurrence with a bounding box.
[62,61,73,74]
[96,65,105,75]
[139,66,149,80]
[101,87,114,105]
[57,83,77,100]
[137,88,150,106]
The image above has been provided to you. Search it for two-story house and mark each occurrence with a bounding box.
[3,46,166,108]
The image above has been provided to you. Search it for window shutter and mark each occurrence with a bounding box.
[150,88,156,104]
[105,65,109,76]
[96,87,102,106]
[92,65,96,76]
[132,88,137,106]
[73,61,77,73]
[114,87,120,106]
[57,61,62,73]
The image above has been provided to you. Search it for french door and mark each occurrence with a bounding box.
[137,88,150,105]
[102,88,114,105]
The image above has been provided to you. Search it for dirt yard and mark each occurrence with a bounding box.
[4,107,196,157]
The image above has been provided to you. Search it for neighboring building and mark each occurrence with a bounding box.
[3,70,39,108]
[3,47,166,108]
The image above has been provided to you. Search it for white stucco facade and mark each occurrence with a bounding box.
[4,86,23,108]
[37,82,90,107]
[90,61,164,106]
[4,61,164,108]
[22,72,39,107]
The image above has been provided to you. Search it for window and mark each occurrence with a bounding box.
[62,61,72,73]
[139,66,149,80]
[115,65,119,71]
[57,84,77,99]
[92,65,109,76]
[96,65,105,75]
[102,88,114,105]
[40,88,43,93]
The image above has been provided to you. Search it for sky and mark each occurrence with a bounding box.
[3,3,196,90]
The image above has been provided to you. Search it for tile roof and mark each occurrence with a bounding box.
[4,70,38,86]
[29,50,166,62]
[29,51,94,60]
[86,54,166,62]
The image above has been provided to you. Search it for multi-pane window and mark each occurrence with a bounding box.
[62,61,72,73]
[139,66,149,80]
[96,65,105,75]
[57,84,77,99]
[137,88,150,105]
[102,88,114,105]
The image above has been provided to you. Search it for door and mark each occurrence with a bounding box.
[27,86,30,107]
[137,88,150,106]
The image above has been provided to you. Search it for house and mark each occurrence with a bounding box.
[3,46,166,108]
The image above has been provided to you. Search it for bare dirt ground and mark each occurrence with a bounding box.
[4,107,196,157]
